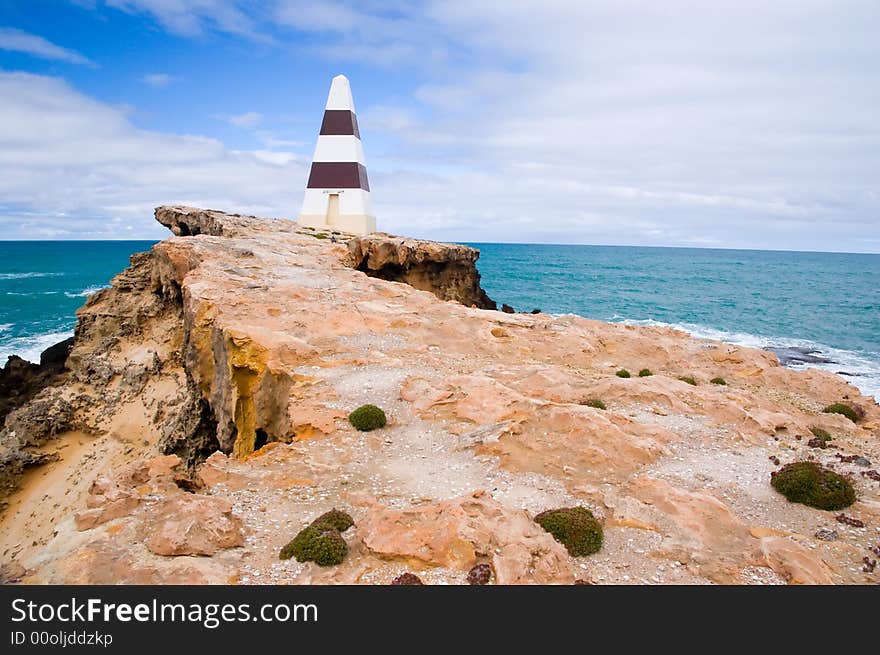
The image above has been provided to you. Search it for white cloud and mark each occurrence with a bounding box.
[11,1,880,250]
[103,0,264,39]
[0,27,95,66]
[141,72,176,86]
[228,111,263,128]
[0,71,307,239]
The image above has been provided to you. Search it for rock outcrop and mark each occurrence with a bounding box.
[1,205,878,585]
[347,233,496,310]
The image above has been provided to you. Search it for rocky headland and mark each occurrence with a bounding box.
[0,206,878,585]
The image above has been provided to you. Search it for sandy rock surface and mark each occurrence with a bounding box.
[1,206,878,585]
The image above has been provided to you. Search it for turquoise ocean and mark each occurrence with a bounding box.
[1,240,878,399]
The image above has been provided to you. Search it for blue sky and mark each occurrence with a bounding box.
[0,1,878,251]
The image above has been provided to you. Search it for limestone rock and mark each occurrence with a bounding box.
[141,494,244,556]
[359,492,574,584]
[347,233,496,309]
[2,205,877,586]
[759,535,835,585]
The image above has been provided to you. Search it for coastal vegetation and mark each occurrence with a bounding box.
[638,368,653,377]
[710,377,727,385]
[279,509,355,566]
[822,403,862,423]
[534,507,603,556]
[616,369,631,378]
[809,426,833,443]
[770,461,856,510]
[349,404,387,431]
[584,399,606,410]
[678,375,698,386]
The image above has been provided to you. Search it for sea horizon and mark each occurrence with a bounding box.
[1,238,878,257]
[1,239,877,400]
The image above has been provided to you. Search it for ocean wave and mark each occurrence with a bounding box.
[64,284,107,298]
[0,272,64,280]
[611,317,880,400]
[5,291,60,296]
[0,323,11,333]
[0,330,74,365]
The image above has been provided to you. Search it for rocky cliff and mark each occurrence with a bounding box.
[1,206,878,585]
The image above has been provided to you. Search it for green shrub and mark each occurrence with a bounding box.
[822,403,861,423]
[615,369,631,378]
[638,368,653,377]
[311,232,329,239]
[710,377,727,386]
[770,461,856,511]
[809,426,832,443]
[279,509,354,566]
[534,507,603,556]
[585,399,606,410]
[678,376,698,386]
[348,404,387,431]
[311,508,355,532]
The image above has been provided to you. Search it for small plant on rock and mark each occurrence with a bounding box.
[311,508,355,532]
[534,507,603,556]
[822,403,862,423]
[678,376,698,386]
[585,399,606,410]
[809,426,832,443]
[348,404,387,431]
[770,461,856,511]
[279,508,355,566]
[615,369,631,378]
[710,377,727,386]
[638,368,653,377]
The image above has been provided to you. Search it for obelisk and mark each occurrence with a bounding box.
[298,75,376,234]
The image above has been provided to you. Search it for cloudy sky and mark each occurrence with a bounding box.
[0,1,878,251]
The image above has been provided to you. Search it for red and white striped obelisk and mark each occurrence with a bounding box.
[298,75,376,234]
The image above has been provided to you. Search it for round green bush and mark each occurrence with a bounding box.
[280,525,349,566]
[638,368,653,377]
[312,508,355,532]
[809,426,832,442]
[615,369,631,378]
[710,377,727,385]
[348,404,387,431]
[585,399,606,410]
[770,461,856,511]
[822,403,861,423]
[534,507,603,556]
[678,376,697,386]
[279,508,354,566]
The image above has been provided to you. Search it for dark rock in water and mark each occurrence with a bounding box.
[0,337,73,425]
[40,336,74,368]
[766,346,835,366]
[530,308,541,314]
[501,303,515,314]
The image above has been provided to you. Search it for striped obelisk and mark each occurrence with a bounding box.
[298,74,376,235]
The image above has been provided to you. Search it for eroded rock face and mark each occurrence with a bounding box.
[347,234,497,310]
[2,205,878,586]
